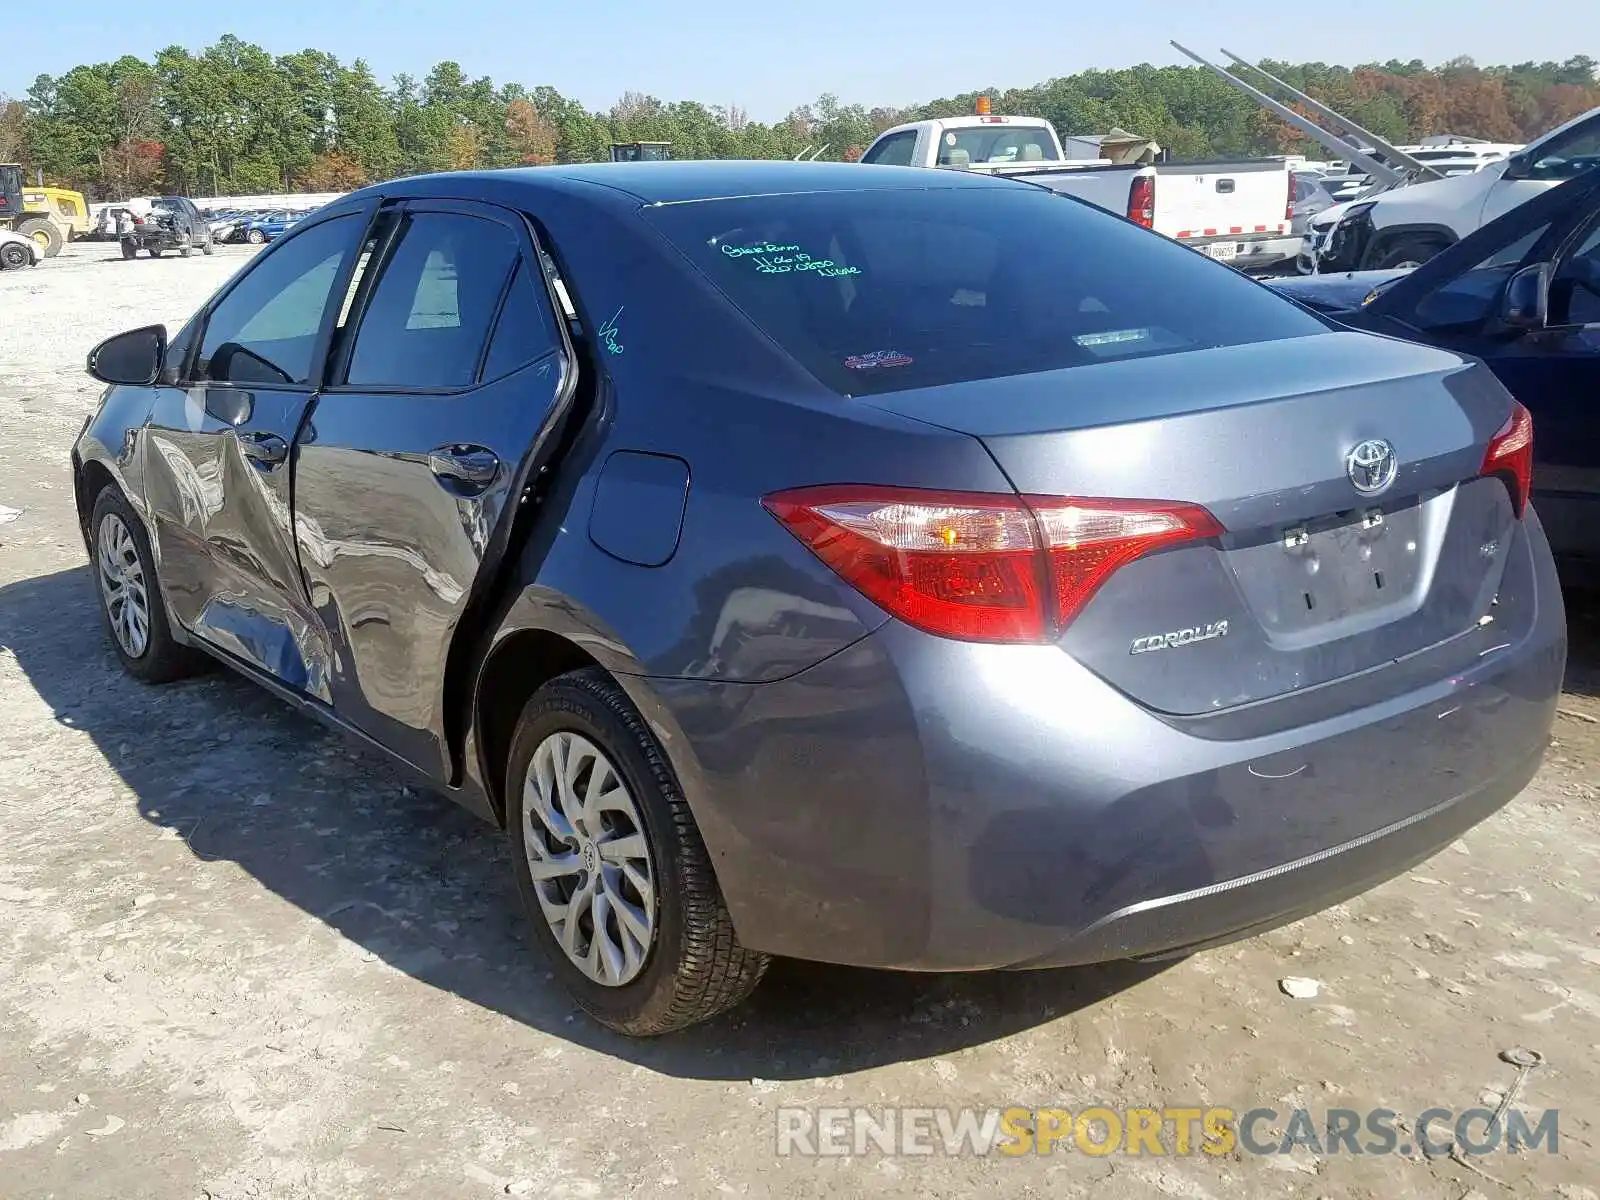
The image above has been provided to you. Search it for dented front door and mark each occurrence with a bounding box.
[140,210,369,695]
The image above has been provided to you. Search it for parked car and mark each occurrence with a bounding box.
[232,210,301,243]
[121,196,215,259]
[73,162,1565,1035]
[0,226,42,268]
[204,210,247,242]
[1267,167,1600,581]
[89,206,133,241]
[1313,105,1600,272]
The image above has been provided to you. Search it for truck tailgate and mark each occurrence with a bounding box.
[994,164,1142,221]
[1155,161,1291,257]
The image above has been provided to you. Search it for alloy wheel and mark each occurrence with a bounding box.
[522,731,656,986]
[97,513,150,658]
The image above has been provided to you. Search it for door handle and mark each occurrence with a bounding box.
[239,431,288,468]
[428,445,500,493]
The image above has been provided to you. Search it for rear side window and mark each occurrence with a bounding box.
[481,260,561,381]
[644,187,1324,395]
[345,211,519,389]
[861,132,916,166]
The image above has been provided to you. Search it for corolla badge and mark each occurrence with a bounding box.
[1345,438,1397,495]
[1130,620,1229,655]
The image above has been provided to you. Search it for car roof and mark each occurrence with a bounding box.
[355,160,1023,208]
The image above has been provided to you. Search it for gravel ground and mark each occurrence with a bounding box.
[1,241,1598,1199]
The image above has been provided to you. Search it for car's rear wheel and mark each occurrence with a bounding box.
[506,668,768,1035]
[148,247,162,258]
[201,235,214,256]
[89,486,207,685]
[0,242,28,269]
[120,239,137,260]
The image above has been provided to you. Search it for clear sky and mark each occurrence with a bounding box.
[5,0,1592,120]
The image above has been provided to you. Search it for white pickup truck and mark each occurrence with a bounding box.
[860,110,1297,271]
[1312,104,1600,272]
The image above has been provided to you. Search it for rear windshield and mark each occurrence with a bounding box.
[938,126,1060,165]
[644,187,1324,396]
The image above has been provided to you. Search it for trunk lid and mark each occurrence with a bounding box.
[864,330,1521,715]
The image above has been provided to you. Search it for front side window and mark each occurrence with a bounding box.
[861,132,916,166]
[645,187,1324,397]
[344,211,520,389]
[195,214,358,386]
[1526,116,1600,181]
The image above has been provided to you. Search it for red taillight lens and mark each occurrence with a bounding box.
[1480,400,1533,518]
[763,487,1046,642]
[1127,175,1155,229]
[763,486,1220,643]
[1285,171,1296,222]
[1028,497,1224,626]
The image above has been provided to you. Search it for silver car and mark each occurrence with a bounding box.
[72,163,1566,1034]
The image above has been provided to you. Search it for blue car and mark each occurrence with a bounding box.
[239,211,301,244]
[1269,167,1600,581]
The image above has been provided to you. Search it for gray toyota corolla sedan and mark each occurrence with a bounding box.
[71,162,1566,1035]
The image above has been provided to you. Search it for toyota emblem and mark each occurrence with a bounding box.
[1345,438,1397,496]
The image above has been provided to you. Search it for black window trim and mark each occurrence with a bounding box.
[1546,203,1600,329]
[319,196,566,398]
[176,199,383,393]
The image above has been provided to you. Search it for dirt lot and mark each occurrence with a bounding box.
[1,241,1598,1199]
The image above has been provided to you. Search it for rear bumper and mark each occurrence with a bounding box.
[1234,235,1303,273]
[1013,739,1542,967]
[630,512,1565,971]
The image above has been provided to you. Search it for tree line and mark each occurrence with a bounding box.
[1,37,1596,200]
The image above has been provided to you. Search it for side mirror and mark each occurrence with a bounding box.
[86,324,166,386]
[1502,152,1531,181]
[1500,263,1550,331]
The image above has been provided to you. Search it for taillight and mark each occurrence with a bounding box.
[763,486,1220,643]
[1480,401,1533,518]
[1285,171,1296,223]
[1029,497,1224,627]
[1127,175,1155,229]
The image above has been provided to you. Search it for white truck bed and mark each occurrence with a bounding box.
[861,114,1298,271]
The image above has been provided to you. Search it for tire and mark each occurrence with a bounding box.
[0,242,28,269]
[506,668,769,1035]
[246,228,265,245]
[17,217,63,258]
[180,243,192,257]
[88,485,208,685]
[148,247,162,258]
[202,235,215,256]
[1373,234,1449,271]
[120,239,137,260]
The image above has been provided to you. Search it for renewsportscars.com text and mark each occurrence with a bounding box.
[776,1105,1559,1158]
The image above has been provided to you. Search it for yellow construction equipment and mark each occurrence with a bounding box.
[0,166,90,257]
